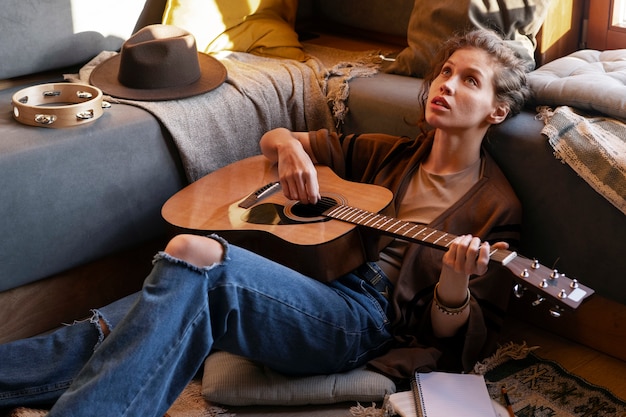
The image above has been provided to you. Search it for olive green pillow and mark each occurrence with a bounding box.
[386,0,551,77]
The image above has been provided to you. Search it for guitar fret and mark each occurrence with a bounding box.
[412,226,429,240]
[401,224,420,237]
[324,205,453,251]
[332,206,351,221]
[415,226,430,238]
[377,217,395,230]
[347,207,368,224]
[369,214,388,228]
[360,212,379,227]
[386,219,403,233]
[422,230,437,241]
[343,207,364,223]
[432,233,449,246]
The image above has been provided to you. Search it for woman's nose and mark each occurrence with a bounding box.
[440,81,453,94]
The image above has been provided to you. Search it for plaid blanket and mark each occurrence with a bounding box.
[538,106,626,215]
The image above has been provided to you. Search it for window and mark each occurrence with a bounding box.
[588,0,626,49]
[612,0,626,28]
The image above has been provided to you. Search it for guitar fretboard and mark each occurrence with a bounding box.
[322,204,516,266]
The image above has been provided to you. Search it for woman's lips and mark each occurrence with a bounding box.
[431,96,450,109]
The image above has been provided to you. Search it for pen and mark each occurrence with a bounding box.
[501,386,515,417]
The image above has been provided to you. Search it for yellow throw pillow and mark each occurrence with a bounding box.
[162,0,305,61]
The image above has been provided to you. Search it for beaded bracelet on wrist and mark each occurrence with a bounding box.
[433,282,471,315]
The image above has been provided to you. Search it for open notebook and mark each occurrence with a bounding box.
[387,372,508,417]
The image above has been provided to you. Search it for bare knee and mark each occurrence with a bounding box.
[165,234,224,268]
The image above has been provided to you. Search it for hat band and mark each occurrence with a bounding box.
[117,41,203,90]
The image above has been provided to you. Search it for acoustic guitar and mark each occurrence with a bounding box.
[162,155,593,313]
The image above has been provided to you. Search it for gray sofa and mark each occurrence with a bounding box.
[1,0,625,369]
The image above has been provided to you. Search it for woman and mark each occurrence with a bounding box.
[0,29,531,416]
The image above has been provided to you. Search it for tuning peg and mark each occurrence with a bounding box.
[513,283,525,299]
[532,295,545,306]
[520,269,529,278]
[550,269,560,279]
[570,279,579,289]
[531,259,540,269]
[558,289,568,299]
[539,279,548,288]
[549,306,564,318]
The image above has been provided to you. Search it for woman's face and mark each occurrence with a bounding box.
[425,47,505,132]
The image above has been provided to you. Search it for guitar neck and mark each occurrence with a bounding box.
[322,204,517,266]
[322,203,593,311]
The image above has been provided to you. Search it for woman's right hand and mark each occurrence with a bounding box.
[260,128,321,204]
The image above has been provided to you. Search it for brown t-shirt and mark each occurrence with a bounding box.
[378,160,482,285]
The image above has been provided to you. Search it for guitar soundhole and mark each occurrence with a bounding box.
[284,193,345,223]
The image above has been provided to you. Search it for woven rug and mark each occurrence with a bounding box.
[351,343,626,417]
[483,353,626,417]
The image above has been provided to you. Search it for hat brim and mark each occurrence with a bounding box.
[90,52,227,101]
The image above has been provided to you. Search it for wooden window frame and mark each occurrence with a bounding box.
[588,0,626,49]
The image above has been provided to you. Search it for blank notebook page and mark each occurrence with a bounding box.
[415,372,496,417]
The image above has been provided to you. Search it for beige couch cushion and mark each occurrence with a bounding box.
[528,49,626,120]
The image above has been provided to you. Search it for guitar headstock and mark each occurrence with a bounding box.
[501,253,594,315]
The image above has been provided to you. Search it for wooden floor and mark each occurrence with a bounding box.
[499,315,626,401]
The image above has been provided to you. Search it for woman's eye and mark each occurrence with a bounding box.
[466,77,478,86]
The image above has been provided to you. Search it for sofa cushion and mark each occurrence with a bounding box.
[0,0,149,80]
[528,49,626,121]
[342,72,423,138]
[202,351,396,406]
[0,83,186,292]
[313,0,413,39]
[162,0,305,60]
[386,0,551,77]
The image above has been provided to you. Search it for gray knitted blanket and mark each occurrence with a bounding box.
[73,47,380,182]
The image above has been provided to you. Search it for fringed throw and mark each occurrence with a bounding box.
[538,105,626,215]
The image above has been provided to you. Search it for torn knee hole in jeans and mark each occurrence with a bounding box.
[63,309,112,349]
[78,309,112,348]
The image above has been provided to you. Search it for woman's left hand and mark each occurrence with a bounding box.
[443,235,499,277]
[437,235,509,305]
[432,236,509,337]
[444,235,511,277]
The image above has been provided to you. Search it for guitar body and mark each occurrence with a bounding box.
[162,155,394,281]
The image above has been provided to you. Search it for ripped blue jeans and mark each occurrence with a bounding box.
[0,236,393,417]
